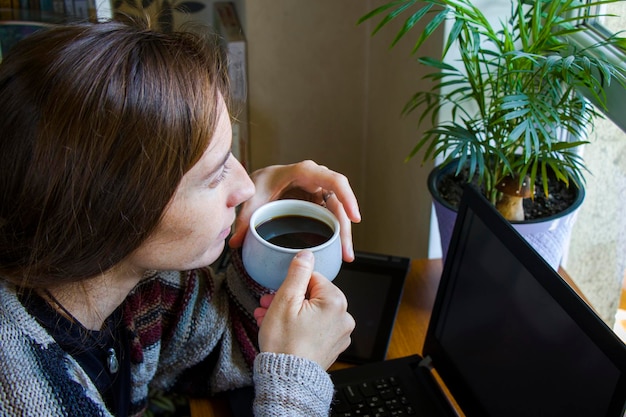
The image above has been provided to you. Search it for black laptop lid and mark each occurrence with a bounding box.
[423,185,626,417]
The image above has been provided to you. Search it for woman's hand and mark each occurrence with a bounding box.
[229,160,361,262]
[254,250,355,369]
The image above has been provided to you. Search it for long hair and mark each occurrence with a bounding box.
[0,19,229,288]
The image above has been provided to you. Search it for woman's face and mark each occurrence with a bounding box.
[128,97,255,272]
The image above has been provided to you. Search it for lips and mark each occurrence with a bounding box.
[219,226,231,240]
[218,214,236,240]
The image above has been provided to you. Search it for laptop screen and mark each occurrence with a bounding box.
[424,185,626,416]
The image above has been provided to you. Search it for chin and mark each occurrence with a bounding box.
[194,241,227,269]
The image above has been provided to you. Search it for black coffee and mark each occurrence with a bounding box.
[256,215,334,249]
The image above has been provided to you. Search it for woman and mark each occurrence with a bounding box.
[0,18,360,416]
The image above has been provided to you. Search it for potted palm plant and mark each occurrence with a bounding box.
[360,0,626,268]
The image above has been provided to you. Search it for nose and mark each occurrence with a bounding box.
[227,156,255,207]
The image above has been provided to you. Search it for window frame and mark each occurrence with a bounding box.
[566,1,626,132]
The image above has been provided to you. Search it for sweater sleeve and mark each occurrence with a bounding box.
[253,353,334,417]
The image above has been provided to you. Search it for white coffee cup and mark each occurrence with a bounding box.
[242,199,342,290]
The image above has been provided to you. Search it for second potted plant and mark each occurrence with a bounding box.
[360,0,626,268]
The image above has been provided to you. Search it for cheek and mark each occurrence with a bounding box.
[164,211,210,242]
[176,214,226,266]
[138,212,222,266]
[169,199,223,243]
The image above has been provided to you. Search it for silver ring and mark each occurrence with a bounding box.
[322,190,334,206]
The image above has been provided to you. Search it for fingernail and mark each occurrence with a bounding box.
[295,250,314,262]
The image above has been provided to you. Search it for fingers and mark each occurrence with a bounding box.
[288,161,361,224]
[253,306,269,328]
[271,250,315,312]
[254,252,311,329]
[229,160,362,253]
[253,294,276,327]
[257,251,355,369]
[228,216,248,248]
[254,252,315,328]
[253,307,266,327]
[298,272,356,368]
[283,162,360,262]
[324,192,354,262]
[259,293,275,308]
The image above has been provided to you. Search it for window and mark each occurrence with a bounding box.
[565,1,626,330]
[564,1,626,131]
[587,1,626,36]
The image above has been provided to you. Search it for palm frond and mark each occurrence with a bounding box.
[360,0,626,202]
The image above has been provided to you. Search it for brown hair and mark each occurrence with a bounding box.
[0,19,229,288]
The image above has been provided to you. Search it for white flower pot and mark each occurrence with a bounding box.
[429,161,585,270]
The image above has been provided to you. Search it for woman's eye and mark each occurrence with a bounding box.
[209,159,231,188]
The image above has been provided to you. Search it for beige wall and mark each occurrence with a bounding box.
[231,0,439,259]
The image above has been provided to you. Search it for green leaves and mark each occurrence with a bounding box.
[359,0,626,200]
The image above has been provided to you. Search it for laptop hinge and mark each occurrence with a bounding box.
[418,355,434,371]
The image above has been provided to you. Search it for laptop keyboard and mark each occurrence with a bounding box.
[331,376,417,416]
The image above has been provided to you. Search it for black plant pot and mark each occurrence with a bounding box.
[427,160,585,269]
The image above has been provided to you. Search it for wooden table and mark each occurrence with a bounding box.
[189,259,583,416]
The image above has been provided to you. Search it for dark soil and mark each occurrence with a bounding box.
[437,168,579,220]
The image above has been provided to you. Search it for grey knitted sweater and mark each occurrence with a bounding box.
[0,254,334,416]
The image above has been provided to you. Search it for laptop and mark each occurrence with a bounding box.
[329,185,626,416]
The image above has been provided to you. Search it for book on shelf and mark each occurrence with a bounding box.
[214,1,249,170]
[0,0,99,20]
[0,0,20,19]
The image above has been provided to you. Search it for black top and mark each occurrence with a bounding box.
[19,291,131,417]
